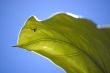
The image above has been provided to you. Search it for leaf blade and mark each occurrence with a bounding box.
[17,12,110,73]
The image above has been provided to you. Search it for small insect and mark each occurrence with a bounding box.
[31,28,37,32]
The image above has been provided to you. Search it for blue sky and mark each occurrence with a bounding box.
[0,0,110,73]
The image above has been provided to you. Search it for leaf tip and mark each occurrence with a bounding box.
[12,45,19,47]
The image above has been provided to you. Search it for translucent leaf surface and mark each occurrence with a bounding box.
[16,13,110,73]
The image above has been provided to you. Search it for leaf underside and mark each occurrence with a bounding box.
[16,13,110,73]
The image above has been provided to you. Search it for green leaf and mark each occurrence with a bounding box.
[16,13,110,73]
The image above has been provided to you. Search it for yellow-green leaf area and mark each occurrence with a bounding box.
[16,13,110,73]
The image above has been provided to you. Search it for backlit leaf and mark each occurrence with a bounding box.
[15,13,110,73]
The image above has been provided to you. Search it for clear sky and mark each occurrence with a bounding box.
[0,0,110,73]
